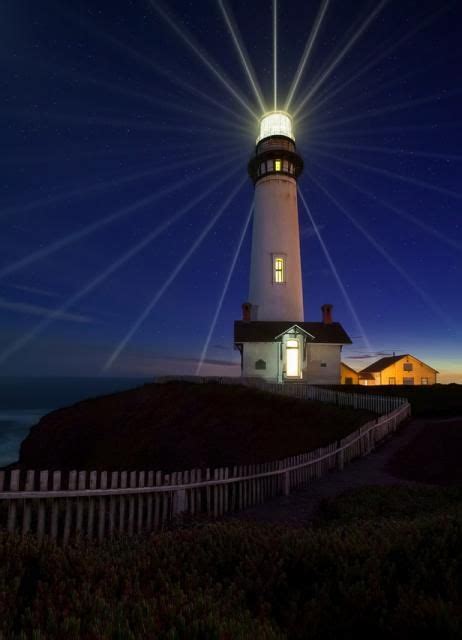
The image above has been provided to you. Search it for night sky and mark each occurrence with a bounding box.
[2,0,461,381]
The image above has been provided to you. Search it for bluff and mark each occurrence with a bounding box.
[19,381,372,471]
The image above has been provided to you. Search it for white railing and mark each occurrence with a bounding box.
[0,394,411,544]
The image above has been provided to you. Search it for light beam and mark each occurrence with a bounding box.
[1,165,165,220]
[285,0,330,111]
[303,3,449,121]
[310,158,462,252]
[218,0,266,113]
[311,90,462,133]
[196,200,254,374]
[103,177,247,371]
[293,0,389,117]
[273,0,278,110]
[0,152,245,279]
[311,139,462,163]
[308,172,457,331]
[6,108,248,142]
[297,187,373,354]
[0,167,244,365]
[54,2,252,127]
[149,1,258,120]
[311,146,462,202]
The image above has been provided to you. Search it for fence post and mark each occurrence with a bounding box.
[283,470,290,496]
[137,471,145,533]
[128,471,137,536]
[154,470,162,530]
[37,470,49,541]
[76,471,86,536]
[87,470,97,539]
[50,471,61,541]
[63,471,77,545]
[336,443,344,471]
[172,488,187,516]
[22,470,35,536]
[7,470,20,533]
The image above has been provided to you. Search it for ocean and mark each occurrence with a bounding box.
[0,377,152,468]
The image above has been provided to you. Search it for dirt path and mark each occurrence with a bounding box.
[229,418,431,527]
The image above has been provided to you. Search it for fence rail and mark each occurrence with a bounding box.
[0,382,411,544]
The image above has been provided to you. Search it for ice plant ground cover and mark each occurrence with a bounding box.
[1,485,462,639]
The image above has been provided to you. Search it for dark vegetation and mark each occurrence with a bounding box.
[327,383,462,417]
[1,485,462,639]
[386,418,462,485]
[19,382,373,471]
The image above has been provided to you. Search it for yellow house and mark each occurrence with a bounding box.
[341,362,360,385]
[358,354,438,386]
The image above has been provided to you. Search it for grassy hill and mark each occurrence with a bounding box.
[19,381,373,471]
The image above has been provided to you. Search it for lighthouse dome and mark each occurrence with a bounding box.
[257,111,294,143]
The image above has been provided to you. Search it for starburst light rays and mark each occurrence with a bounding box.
[0,167,244,365]
[196,200,254,374]
[103,177,247,371]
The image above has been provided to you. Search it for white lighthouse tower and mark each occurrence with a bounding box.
[234,111,352,383]
[247,111,304,321]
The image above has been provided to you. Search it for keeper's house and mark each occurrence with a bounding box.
[234,304,351,384]
[341,362,360,385]
[358,354,438,386]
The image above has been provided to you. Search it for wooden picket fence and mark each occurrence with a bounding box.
[156,376,407,415]
[0,393,411,544]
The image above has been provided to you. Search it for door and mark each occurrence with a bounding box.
[286,340,300,377]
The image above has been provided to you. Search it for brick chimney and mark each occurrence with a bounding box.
[321,303,333,324]
[242,302,252,322]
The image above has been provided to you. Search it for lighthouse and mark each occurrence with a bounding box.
[234,111,352,383]
[247,111,304,322]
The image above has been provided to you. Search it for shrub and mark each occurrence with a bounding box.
[1,487,462,639]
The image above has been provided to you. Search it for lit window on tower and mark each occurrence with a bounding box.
[274,256,285,283]
[274,159,282,171]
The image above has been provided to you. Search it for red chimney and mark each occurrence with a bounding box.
[242,302,252,322]
[321,304,333,324]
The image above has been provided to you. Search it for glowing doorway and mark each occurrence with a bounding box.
[286,339,300,377]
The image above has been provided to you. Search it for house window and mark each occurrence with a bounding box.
[274,159,282,171]
[320,362,327,367]
[255,359,266,370]
[286,340,300,377]
[403,363,413,371]
[273,256,285,283]
[345,377,353,385]
[388,377,396,385]
[403,377,414,385]
[421,377,429,385]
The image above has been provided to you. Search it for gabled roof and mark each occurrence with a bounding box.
[234,321,352,344]
[341,362,359,374]
[274,324,315,340]
[359,354,439,374]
